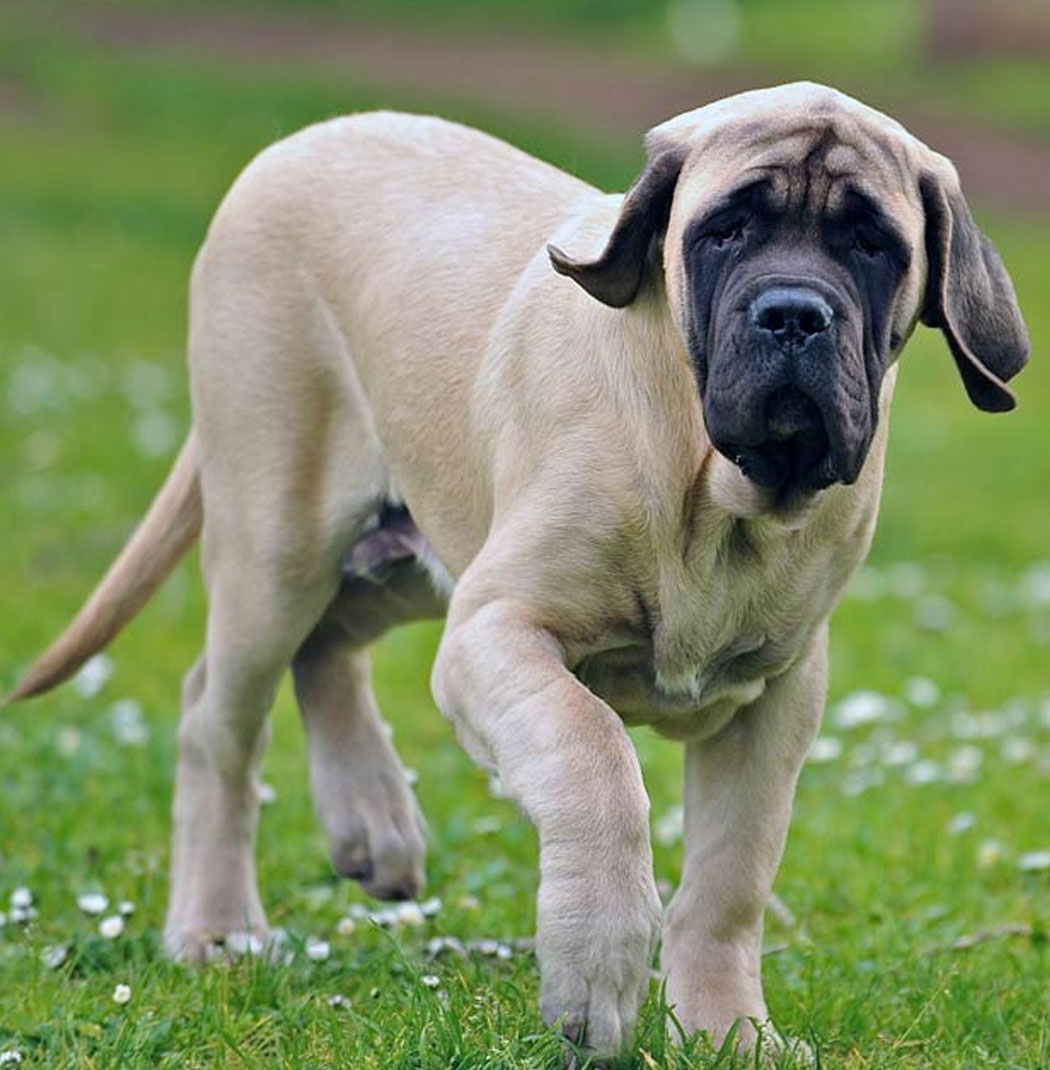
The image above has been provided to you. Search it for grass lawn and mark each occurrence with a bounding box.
[1,7,1049,1069]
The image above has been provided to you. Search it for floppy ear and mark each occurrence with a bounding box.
[920,169,1030,412]
[547,148,684,308]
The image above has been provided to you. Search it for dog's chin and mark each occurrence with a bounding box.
[708,453,824,528]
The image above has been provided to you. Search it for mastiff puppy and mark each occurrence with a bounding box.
[9,82,1029,1059]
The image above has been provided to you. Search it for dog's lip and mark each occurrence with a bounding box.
[720,436,837,493]
[725,444,782,489]
[709,388,840,493]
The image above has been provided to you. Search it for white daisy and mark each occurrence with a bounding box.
[1018,850,1050,873]
[77,892,109,915]
[305,938,331,962]
[99,915,125,939]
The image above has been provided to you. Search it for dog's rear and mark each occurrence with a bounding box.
[9,112,594,702]
[7,110,610,960]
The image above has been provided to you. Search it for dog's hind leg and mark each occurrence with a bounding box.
[165,544,340,961]
[293,631,426,901]
[165,209,385,958]
[292,560,444,901]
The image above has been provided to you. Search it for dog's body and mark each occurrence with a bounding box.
[10,83,1028,1059]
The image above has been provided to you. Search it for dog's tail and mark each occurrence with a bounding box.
[6,432,203,704]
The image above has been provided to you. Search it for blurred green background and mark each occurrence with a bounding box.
[0,2,1048,1067]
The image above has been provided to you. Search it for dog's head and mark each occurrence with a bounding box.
[549,82,1029,513]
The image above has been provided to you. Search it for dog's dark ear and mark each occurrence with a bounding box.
[920,169,1029,412]
[548,148,684,308]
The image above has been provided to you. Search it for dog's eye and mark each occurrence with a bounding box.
[712,221,746,248]
[853,226,887,258]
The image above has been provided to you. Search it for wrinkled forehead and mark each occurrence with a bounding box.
[661,87,927,234]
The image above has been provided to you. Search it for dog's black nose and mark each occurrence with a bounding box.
[751,287,833,348]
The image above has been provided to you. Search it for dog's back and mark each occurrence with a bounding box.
[192,111,600,564]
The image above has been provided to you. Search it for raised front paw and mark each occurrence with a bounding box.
[536,869,662,1060]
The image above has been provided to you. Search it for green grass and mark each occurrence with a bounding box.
[2,7,1050,1069]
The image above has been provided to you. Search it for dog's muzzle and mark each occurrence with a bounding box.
[712,286,842,493]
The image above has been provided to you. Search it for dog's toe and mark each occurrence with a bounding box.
[164,925,217,964]
[362,875,421,902]
[332,846,421,900]
[326,785,427,901]
[164,924,284,966]
[330,821,425,901]
[331,841,375,883]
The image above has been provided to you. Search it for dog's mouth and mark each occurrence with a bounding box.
[718,387,837,498]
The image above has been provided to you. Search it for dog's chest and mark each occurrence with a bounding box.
[573,524,835,740]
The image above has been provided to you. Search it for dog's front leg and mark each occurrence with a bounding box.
[661,625,827,1057]
[433,596,661,1060]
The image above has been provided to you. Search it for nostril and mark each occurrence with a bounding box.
[799,305,830,336]
[757,307,786,333]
